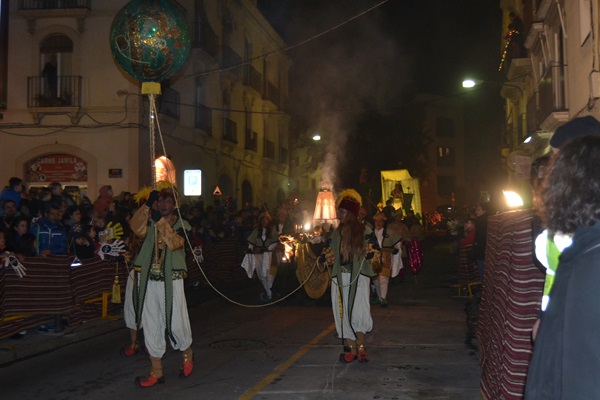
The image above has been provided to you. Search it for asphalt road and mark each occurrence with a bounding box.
[0,236,482,400]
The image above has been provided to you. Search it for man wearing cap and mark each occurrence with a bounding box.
[369,212,403,307]
[130,188,194,387]
[549,115,600,153]
[530,116,600,340]
[323,189,377,363]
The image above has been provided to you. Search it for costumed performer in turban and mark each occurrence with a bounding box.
[130,186,194,387]
[323,189,377,363]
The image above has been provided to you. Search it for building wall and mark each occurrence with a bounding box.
[418,94,466,215]
[0,0,290,210]
[1,1,140,200]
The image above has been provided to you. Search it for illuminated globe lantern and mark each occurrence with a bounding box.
[109,0,191,84]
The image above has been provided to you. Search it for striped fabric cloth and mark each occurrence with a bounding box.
[477,209,545,400]
[0,255,129,338]
[2,255,74,316]
[184,239,247,289]
[0,239,250,339]
[457,244,479,289]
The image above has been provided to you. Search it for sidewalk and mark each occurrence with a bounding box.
[0,274,259,367]
[0,317,124,366]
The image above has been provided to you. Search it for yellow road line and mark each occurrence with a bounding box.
[238,323,336,400]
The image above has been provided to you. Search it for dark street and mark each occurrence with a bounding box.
[0,235,481,400]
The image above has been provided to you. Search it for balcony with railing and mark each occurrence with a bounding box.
[245,128,258,152]
[192,22,219,59]
[19,0,90,9]
[244,65,263,94]
[159,87,180,120]
[195,104,212,134]
[27,75,82,123]
[279,147,288,165]
[223,118,238,143]
[264,139,275,160]
[28,75,82,108]
[265,81,280,108]
[19,0,91,32]
[221,45,242,76]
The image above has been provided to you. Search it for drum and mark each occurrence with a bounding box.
[295,242,330,299]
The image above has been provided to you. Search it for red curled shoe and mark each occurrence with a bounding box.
[357,344,369,363]
[135,372,165,388]
[339,352,357,363]
[180,354,193,378]
[121,344,139,357]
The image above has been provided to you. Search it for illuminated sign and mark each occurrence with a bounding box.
[184,169,201,196]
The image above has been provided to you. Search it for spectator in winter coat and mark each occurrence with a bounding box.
[30,203,68,256]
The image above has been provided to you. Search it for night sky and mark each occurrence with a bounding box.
[258,0,502,104]
[257,0,505,203]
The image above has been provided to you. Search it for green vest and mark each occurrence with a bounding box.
[133,216,191,343]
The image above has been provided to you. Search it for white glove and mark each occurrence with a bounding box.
[192,246,204,263]
[4,254,26,278]
[97,239,126,260]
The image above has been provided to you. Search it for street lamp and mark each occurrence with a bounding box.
[502,190,524,208]
[312,134,321,141]
[462,79,479,88]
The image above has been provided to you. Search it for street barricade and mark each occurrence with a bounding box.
[0,238,249,339]
[477,209,545,400]
[0,256,129,338]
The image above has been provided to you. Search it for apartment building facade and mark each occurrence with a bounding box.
[499,0,600,202]
[0,0,291,209]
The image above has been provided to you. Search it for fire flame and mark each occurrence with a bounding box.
[279,235,297,262]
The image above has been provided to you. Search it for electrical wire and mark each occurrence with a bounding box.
[178,0,390,82]
[149,96,327,308]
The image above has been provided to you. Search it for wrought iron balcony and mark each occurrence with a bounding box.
[264,139,275,159]
[195,103,212,134]
[158,87,180,120]
[27,75,82,108]
[279,147,288,165]
[19,0,90,10]
[245,128,258,152]
[192,22,219,59]
[19,0,91,33]
[265,81,280,108]
[221,45,242,76]
[244,65,263,94]
[223,118,238,143]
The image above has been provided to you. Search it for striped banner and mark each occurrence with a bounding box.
[477,209,545,400]
[0,239,252,339]
[184,239,247,289]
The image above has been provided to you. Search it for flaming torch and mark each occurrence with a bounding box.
[278,235,297,262]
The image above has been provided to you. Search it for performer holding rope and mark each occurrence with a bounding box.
[241,211,279,303]
[322,189,377,363]
[130,187,194,387]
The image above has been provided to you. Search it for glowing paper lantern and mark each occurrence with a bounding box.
[313,189,338,230]
[109,0,191,83]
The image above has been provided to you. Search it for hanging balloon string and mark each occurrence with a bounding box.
[148,97,322,308]
[148,93,160,273]
[149,94,158,190]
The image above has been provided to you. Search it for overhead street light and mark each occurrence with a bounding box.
[462,79,478,88]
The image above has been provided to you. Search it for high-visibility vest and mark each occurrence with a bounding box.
[534,229,573,311]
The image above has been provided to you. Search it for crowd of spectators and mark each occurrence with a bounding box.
[0,178,311,266]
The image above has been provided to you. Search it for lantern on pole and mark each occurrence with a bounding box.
[313,189,338,230]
